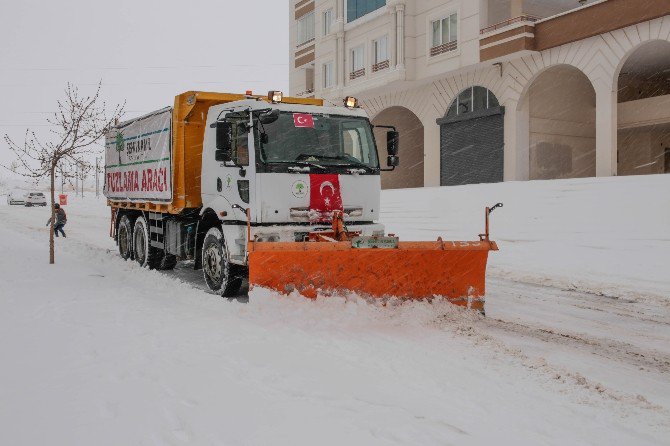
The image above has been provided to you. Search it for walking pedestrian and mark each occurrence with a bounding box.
[46,203,67,238]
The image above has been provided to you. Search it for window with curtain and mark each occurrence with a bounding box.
[347,0,386,23]
[430,12,458,56]
[297,11,315,45]
[323,8,333,35]
[351,46,364,71]
[372,36,389,72]
[323,62,334,88]
[350,45,365,79]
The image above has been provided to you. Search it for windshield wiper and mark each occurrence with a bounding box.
[274,160,327,170]
[294,160,326,169]
[329,157,377,172]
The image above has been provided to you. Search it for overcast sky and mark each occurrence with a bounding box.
[0,0,289,169]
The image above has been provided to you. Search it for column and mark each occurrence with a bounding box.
[595,84,617,176]
[423,119,441,187]
[395,4,405,69]
[336,0,345,88]
[503,97,530,181]
[511,0,523,17]
[389,6,397,68]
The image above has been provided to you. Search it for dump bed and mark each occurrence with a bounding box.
[104,91,322,214]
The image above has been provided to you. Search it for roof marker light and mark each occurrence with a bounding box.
[268,91,283,103]
[344,96,358,108]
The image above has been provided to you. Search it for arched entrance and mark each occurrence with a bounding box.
[617,40,670,176]
[372,106,424,189]
[519,65,597,180]
[437,86,503,185]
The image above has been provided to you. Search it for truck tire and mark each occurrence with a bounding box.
[202,227,243,297]
[117,214,133,260]
[133,215,161,269]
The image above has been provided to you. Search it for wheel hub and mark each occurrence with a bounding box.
[204,245,222,282]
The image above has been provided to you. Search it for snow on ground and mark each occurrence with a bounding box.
[0,175,669,445]
[382,174,670,300]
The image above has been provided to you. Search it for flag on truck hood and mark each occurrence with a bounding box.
[309,174,343,222]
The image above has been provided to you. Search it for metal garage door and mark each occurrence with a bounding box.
[437,107,504,186]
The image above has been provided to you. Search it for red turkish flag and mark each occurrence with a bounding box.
[309,174,343,222]
[293,113,314,128]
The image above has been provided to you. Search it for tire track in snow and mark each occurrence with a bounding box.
[434,310,668,416]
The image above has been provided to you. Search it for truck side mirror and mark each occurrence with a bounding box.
[387,155,399,167]
[386,130,399,156]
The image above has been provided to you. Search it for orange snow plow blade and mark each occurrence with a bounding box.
[248,240,497,310]
[247,205,501,311]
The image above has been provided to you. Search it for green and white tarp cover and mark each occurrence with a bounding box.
[104,108,172,202]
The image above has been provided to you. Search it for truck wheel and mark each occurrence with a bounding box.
[202,227,242,296]
[133,215,160,269]
[117,214,133,260]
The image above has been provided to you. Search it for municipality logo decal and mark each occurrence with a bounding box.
[292,180,308,198]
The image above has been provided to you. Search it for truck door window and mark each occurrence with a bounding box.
[232,120,250,166]
[342,123,369,163]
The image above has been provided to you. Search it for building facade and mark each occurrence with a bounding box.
[289,0,670,188]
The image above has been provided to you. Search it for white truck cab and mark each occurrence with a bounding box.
[200,99,390,265]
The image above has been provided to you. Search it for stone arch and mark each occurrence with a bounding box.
[516,64,597,180]
[616,39,670,176]
[371,106,424,189]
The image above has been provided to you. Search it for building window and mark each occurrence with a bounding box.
[430,13,458,56]
[347,0,386,23]
[350,45,365,80]
[323,8,333,35]
[446,86,499,117]
[297,11,315,46]
[305,66,315,93]
[323,62,334,88]
[372,36,389,72]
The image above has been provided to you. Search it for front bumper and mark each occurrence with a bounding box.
[251,222,385,242]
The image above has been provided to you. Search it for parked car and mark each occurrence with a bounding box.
[24,192,47,207]
[6,191,25,205]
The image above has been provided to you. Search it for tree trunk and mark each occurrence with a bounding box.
[49,165,56,264]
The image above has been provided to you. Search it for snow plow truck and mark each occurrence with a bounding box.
[104,91,499,311]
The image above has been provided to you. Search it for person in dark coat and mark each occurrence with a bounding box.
[46,203,67,238]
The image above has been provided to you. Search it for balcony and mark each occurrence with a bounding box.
[480,14,539,35]
[349,68,365,80]
[479,0,670,62]
[430,41,458,57]
[372,60,389,73]
[479,16,536,62]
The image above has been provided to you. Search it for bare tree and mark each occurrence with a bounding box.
[3,82,124,264]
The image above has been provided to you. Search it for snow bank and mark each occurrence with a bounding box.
[382,174,670,300]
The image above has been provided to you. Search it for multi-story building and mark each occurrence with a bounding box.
[289,0,670,189]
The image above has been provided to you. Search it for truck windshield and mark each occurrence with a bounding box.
[257,112,379,169]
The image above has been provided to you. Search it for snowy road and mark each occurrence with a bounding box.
[1,183,669,445]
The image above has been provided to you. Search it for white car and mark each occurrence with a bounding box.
[24,192,47,207]
[6,191,25,205]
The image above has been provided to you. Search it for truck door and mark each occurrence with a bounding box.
[217,113,256,217]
